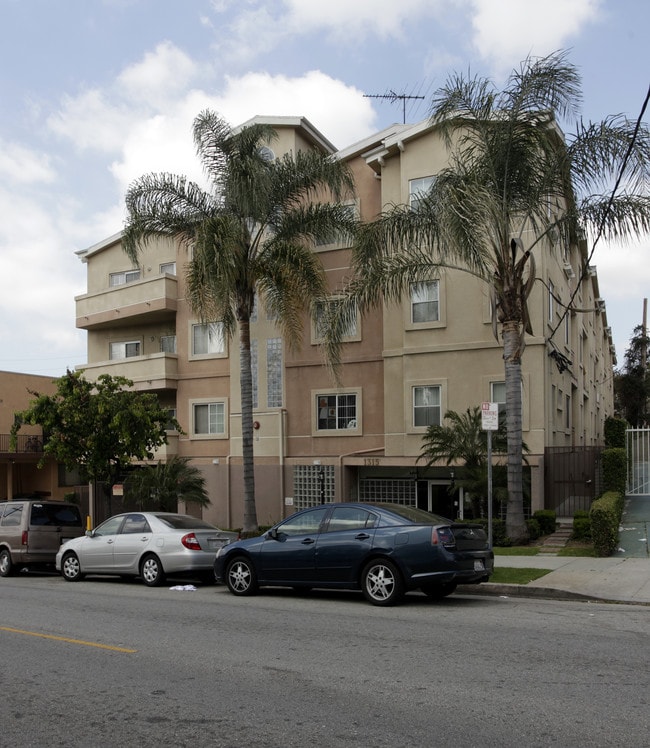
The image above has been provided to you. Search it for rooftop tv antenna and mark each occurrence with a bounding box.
[363,90,425,123]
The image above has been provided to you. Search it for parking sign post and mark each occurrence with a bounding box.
[481,402,499,548]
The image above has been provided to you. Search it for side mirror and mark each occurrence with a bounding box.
[267,528,279,540]
[85,530,94,537]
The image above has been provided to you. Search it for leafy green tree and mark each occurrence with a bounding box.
[125,456,210,511]
[11,370,178,513]
[123,110,356,533]
[614,324,650,426]
[328,51,650,543]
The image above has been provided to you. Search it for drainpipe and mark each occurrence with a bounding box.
[338,446,384,500]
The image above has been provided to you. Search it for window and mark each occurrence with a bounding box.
[276,506,329,536]
[490,381,506,407]
[413,385,441,427]
[411,282,439,323]
[293,465,334,510]
[315,202,357,247]
[109,341,140,360]
[109,269,140,286]
[0,504,22,526]
[160,335,176,354]
[409,176,435,210]
[314,299,357,340]
[267,338,283,407]
[326,506,377,532]
[121,514,152,534]
[548,280,555,321]
[192,322,224,356]
[160,262,176,275]
[193,402,225,436]
[165,408,177,431]
[317,393,357,431]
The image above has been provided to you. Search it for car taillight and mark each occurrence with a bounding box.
[21,531,28,546]
[431,527,456,548]
[181,533,202,550]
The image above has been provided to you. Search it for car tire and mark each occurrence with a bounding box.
[361,558,404,606]
[225,556,258,596]
[140,554,166,587]
[0,549,15,577]
[61,552,84,582]
[421,582,457,600]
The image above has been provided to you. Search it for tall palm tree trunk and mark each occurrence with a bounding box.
[503,321,527,543]
[239,317,258,533]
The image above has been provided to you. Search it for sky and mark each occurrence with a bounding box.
[0,0,648,377]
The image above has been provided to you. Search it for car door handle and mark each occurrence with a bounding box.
[301,538,315,545]
[106,539,114,544]
[355,533,370,540]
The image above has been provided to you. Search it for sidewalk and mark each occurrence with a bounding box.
[460,495,650,605]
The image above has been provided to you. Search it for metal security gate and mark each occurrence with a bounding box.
[626,428,650,495]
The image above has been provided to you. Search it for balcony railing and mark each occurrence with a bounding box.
[76,275,178,330]
[80,353,179,391]
[0,434,44,454]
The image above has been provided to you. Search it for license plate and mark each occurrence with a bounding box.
[208,539,225,549]
[474,559,485,571]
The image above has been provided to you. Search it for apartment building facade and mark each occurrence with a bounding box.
[74,115,615,529]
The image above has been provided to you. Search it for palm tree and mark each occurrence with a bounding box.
[328,51,650,543]
[419,406,515,520]
[126,456,211,512]
[123,111,356,533]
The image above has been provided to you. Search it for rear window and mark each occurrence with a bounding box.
[154,514,217,530]
[375,503,452,525]
[30,503,83,527]
[1,504,23,526]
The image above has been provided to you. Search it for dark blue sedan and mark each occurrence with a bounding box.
[214,502,493,605]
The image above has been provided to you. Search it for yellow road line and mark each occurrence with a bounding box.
[0,626,137,653]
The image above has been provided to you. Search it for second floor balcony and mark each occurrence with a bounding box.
[79,352,179,392]
[75,275,178,331]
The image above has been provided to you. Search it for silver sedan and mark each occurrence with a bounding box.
[56,512,238,586]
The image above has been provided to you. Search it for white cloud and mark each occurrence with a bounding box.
[0,141,57,184]
[468,0,603,73]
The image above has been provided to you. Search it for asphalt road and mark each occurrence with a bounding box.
[1,573,649,748]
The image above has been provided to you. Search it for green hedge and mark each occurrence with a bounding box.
[604,416,628,448]
[590,491,624,557]
[602,448,626,496]
[471,517,510,546]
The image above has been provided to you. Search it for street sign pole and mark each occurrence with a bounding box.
[481,402,499,548]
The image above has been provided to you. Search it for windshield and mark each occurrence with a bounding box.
[154,514,217,530]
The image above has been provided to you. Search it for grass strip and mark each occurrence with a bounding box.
[490,567,552,585]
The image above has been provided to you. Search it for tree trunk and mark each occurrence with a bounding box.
[502,321,528,544]
[239,317,258,533]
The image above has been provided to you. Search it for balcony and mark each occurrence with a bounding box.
[76,275,178,331]
[80,353,179,391]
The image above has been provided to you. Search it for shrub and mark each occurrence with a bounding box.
[602,448,626,495]
[572,510,592,541]
[470,517,510,546]
[590,491,624,556]
[533,509,557,536]
[526,518,541,541]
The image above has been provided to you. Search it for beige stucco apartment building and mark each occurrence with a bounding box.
[74,115,615,530]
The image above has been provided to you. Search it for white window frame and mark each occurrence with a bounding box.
[160,335,176,354]
[314,200,358,250]
[410,281,440,324]
[109,340,141,360]
[109,269,140,287]
[412,385,442,428]
[160,262,176,276]
[312,298,359,343]
[313,389,361,435]
[190,322,226,358]
[409,176,435,210]
[191,400,227,439]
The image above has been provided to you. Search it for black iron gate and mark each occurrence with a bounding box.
[544,447,603,515]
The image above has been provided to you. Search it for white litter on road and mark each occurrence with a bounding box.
[169,585,197,591]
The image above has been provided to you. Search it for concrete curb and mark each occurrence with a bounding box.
[455,582,647,605]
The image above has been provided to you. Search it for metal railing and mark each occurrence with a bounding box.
[0,434,44,453]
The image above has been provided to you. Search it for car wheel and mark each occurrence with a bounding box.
[225,556,258,596]
[61,552,84,582]
[140,554,166,587]
[421,582,457,600]
[361,558,404,606]
[0,549,14,577]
